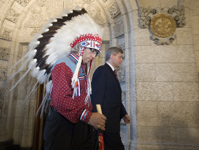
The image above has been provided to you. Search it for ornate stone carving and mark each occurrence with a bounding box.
[102,0,107,2]
[117,66,125,83]
[118,43,125,60]
[83,0,94,4]
[168,5,185,27]
[122,91,126,102]
[6,9,20,23]
[114,19,124,37]
[0,68,7,81]
[108,2,120,18]
[150,14,176,38]
[0,28,12,41]
[0,47,10,61]
[36,0,46,7]
[138,6,185,45]
[16,0,31,7]
[86,4,106,25]
[24,7,44,28]
[120,91,126,125]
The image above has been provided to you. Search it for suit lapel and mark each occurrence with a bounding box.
[104,63,121,89]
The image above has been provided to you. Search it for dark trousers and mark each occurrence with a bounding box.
[94,130,124,150]
[43,108,94,150]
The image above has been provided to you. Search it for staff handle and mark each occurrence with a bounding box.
[96,104,102,114]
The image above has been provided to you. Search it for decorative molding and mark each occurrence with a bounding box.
[86,4,106,25]
[0,28,12,41]
[36,0,46,7]
[114,19,124,37]
[6,8,20,23]
[16,0,31,7]
[122,91,126,103]
[117,66,125,83]
[108,2,120,18]
[138,6,186,45]
[118,43,125,60]
[0,68,7,81]
[24,7,44,28]
[168,5,185,27]
[120,91,126,125]
[83,0,94,4]
[0,47,10,61]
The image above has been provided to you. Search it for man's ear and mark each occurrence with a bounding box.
[110,53,114,59]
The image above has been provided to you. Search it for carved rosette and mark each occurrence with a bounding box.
[138,6,185,45]
[108,2,121,18]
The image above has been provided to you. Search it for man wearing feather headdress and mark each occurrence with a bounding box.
[10,7,106,150]
[41,9,107,150]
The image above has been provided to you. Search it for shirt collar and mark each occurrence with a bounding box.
[106,62,115,71]
[69,52,79,63]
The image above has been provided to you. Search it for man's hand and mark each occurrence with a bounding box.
[123,114,130,124]
[89,112,106,130]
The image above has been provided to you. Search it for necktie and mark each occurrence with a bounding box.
[113,70,118,79]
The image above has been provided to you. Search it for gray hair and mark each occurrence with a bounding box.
[71,43,80,54]
[105,47,123,61]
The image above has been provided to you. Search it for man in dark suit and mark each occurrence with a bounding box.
[91,47,131,150]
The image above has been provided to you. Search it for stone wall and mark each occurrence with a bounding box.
[131,0,199,149]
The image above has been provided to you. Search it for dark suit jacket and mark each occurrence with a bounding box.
[91,63,127,133]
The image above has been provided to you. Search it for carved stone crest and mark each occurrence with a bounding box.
[150,14,176,38]
[138,6,185,45]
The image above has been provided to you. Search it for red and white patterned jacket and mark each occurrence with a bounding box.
[49,52,93,123]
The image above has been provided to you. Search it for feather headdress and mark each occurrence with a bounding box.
[10,6,103,115]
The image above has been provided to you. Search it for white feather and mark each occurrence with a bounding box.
[11,8,104,91]
[31,66,40,77]
[37,69,47,84]
[46,80,52,93]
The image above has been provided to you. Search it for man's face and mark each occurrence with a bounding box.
[82,48,98,64]
[111,52,123,68]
